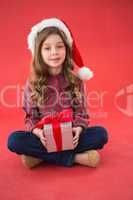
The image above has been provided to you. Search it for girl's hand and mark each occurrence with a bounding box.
[32,128,47,148]
[72,126,83,148]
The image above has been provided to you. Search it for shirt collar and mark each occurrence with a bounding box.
[47,70,70,88]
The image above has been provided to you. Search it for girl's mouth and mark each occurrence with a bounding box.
[50,58,60,61]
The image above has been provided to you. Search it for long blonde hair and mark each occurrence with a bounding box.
[28,27,82,108]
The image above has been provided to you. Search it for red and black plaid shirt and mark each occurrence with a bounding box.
[22,71,89,131]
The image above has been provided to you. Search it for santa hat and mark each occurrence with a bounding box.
[27,18,93,80]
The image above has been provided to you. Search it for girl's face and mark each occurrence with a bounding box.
[41,33,66,70]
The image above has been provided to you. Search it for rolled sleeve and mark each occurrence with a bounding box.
[72,81,89,130]
[22,80,40,131]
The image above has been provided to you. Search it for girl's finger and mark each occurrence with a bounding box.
[73,135,78,140]
[73,134,77,139]
[74,142,78,148]
[73,139,78,144]
[73,139,77,145]
[73,140,78,145]
[41,137,46,141]
[73,137,77,142]
[39,130,44,135]
[40,139,47,147]
[73,136,79,141]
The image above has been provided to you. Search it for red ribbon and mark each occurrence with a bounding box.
[35,109,73,151]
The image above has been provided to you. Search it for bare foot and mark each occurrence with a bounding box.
[74,150,100,167]
[21,155,43,169]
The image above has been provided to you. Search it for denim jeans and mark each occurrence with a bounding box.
[7,126,108,167]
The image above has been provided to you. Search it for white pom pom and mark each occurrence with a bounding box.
[77,67,94,80]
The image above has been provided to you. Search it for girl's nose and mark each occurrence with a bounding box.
[51,47,58,54]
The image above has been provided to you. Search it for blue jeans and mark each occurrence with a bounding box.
[7,126,108,167]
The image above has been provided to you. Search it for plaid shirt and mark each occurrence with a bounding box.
[22,71,89,131]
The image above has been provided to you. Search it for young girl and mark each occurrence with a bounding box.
[7,18,108,169]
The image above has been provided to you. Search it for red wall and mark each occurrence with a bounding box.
[0,0,133,127]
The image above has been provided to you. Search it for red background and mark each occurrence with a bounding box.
[0,0,133,200]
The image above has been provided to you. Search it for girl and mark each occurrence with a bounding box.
[7,18,108,169]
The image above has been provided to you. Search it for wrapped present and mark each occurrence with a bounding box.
[35,109,74,152]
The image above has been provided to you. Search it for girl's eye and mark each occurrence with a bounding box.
[57,46,64,48]
[43,45,64,51]
[44,47,50,50]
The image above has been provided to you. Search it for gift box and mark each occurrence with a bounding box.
[35,109,74,152]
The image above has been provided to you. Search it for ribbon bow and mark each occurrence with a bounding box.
[35,109,73,152]
[35,109,73,129]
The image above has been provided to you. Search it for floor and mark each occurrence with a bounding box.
[0,111,133,200]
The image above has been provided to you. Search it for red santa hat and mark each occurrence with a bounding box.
[27,18,93,81]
